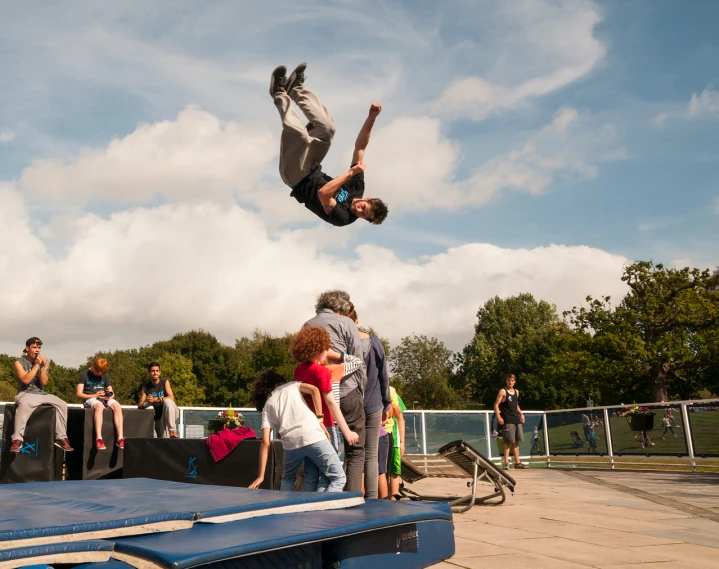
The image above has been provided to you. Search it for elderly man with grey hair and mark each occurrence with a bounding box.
[304,289,367,493]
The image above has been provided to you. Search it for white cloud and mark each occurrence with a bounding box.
[0,185,628,366]
[0,131,14,142]
[435,0,606,120]
[688,88,719,118]
[16,103,619,217]
[653,87,719,125]
[19,106,277,204]
[370,105,617,211]
[652,112,669,128]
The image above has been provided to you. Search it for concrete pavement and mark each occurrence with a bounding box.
[424,469,719,568]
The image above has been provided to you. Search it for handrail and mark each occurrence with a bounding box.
[2,398,717,471]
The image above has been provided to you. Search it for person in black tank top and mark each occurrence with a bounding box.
[138,362,180,438]
[494,373,527,470]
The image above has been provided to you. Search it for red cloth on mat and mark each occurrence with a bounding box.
[206,426,257,462]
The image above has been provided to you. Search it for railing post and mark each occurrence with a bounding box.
[681,403,696,472]
[542,411,551,468]
[485,412,493,459]
[179,407,185,438]
[603,408,614,469]
[420,411,427,455]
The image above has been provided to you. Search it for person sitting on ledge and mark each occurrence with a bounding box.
[138,361,180,438]
[76,357,125,450]
[10,337,74,453]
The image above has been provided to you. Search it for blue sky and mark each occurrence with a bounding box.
[0,1,717,364]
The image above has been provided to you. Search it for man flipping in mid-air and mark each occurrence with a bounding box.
[270,63,388,227]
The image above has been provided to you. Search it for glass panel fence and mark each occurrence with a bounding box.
[403,412,426,454]
[183,408,262,438]
[608,404,688,456]
[489,413,545,458]
[687,401,719,457]
[546,411,608,455]
[422,412,488,455]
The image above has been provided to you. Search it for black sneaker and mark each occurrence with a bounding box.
[286,62,307,95]
[269,65,287,97]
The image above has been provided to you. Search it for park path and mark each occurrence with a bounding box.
[426,469,719,568]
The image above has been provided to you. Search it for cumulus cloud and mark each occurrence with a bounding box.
[688,88,719,118]
[19,106,277,204]
[16,103,619,217]
[435,0,606,120]
[0,185,628,365]
[370,106,618,211]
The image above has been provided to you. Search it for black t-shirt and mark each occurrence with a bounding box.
[290,168,364,227]
[78,369,111,395]
[143,377,168,420]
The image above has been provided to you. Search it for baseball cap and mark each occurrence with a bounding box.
[25,337,43,347]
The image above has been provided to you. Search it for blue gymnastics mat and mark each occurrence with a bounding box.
[0,540,112,569]
[110,499,455,569]
[0,479,363,549]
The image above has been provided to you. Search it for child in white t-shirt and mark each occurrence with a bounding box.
[249,370,346,492]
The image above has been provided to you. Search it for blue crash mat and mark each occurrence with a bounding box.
[0,541,112,569]
[72,560,132,569]
[112,499,454,569]
[0,479,364,546]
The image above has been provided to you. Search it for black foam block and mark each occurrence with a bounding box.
[1,404,64,483]
[123,437,284,490]
[66,407,154,480]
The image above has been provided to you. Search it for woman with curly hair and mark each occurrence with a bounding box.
[291,326,360,491]
[249,370,346,492]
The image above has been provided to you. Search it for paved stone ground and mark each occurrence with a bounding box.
[422,469,719,568]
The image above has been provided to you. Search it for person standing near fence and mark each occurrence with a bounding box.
[494,373,527,470]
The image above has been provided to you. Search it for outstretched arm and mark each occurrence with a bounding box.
[351,102,382,165]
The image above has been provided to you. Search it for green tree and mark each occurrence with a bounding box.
[79,349,148,405]
[389,334,462,409]
[156,353,205,406]
[567,261,719,402]
[0,354,17,401]
[456,293,581,409]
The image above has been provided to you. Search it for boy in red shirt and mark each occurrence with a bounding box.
[291,326,360,491]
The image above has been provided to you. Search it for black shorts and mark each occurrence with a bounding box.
[378,433,390,474]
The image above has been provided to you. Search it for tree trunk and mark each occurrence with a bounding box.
[648,363,669,402]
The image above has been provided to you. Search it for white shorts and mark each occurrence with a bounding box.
[84,398,120,408]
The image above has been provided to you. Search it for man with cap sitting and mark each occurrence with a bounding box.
[10,337,74,453]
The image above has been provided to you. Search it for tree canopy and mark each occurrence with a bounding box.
[1,261,717,410]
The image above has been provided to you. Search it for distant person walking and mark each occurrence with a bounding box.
[581,413,592,443]
[665,407,680,429]
[494,373,527,470]
[661,415,677,439]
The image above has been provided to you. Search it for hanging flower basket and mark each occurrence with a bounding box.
[628,413,654,432]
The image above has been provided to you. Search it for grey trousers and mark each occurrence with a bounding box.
[154,399,180,438]
[363,408,383,499]
[274,87,336,186]
[12,392,68,441]
[340,388,366,492]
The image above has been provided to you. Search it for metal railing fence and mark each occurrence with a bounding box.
[1,399,718,471]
